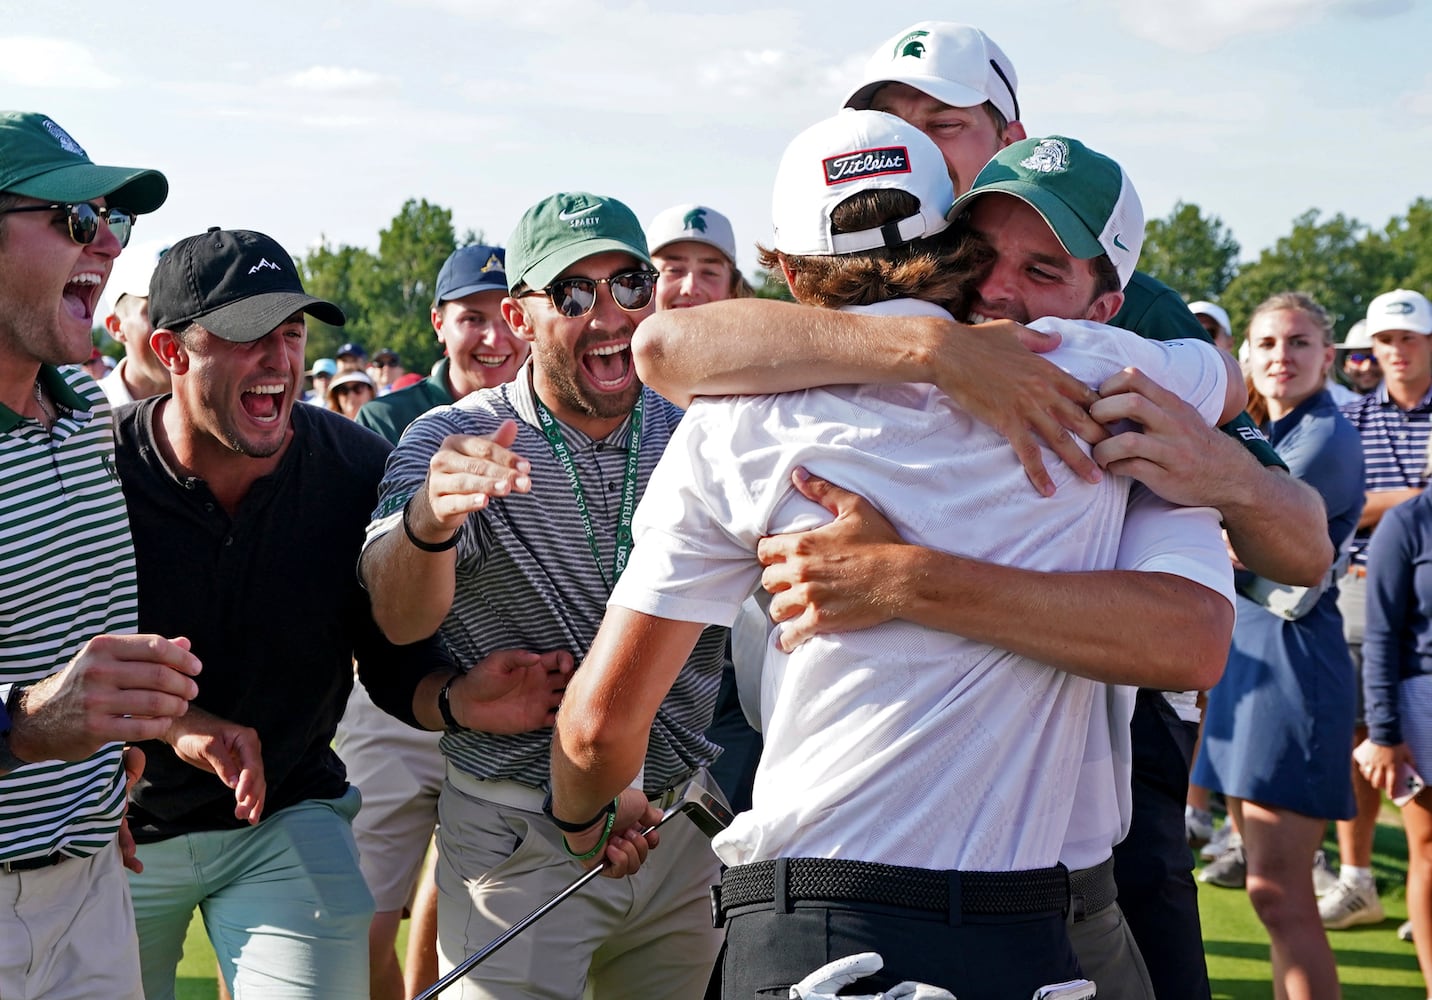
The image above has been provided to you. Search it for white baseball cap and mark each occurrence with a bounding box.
[1188,301,1230,338]
[1336,318,1371,350]
[1367,289,1432,337]
[843,21,1020,126]
[771,110,955,257]
[646,204,738,265]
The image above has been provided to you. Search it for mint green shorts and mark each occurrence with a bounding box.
[128,787,373,1000]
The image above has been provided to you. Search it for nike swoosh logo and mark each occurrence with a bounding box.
[558,205,600,221]
[1112,235,1129,251]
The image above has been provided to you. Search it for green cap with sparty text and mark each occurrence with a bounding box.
[0,111,168,213]
[953,135,1143,288]
[506,192,650,292]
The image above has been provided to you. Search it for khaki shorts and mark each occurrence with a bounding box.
[0,846,144,1000]
[334,677,445,911]
[435,768,723,999]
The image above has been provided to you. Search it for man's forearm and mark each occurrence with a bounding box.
[1221,467,1334,586]
[360,527,457,645]
[1359,487,1423,532]
[633,299,943,407]
[876,545,1232,690]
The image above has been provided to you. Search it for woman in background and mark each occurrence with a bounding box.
[1193,292,1364,1000]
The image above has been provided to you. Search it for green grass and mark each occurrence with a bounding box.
[1200,814,1426,998]
[171,820,1425,998]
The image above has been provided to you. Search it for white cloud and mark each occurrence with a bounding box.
[284,65,389,93]
[1112,0,1411,52]
[0,36,120,88]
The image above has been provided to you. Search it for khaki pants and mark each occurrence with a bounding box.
[435,769,723,1000]
[0,846,144,1000]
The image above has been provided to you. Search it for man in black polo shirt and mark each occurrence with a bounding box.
[116,228,556,1000]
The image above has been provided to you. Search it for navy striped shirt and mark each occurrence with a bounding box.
[365,364,726,794]
[1341,384,1432,563]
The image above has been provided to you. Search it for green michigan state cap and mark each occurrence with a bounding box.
[954,135,1143,288]
[0,112,168,214]
[506,192,650,292]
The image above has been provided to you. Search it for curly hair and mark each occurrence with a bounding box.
[756,189,991,316]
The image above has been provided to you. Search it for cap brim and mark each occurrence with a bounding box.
[195,291,346,343]
[520,238,652,292]
[438,278,510,303]
[954,181,1104,261]
[9,162,169,215]
[844,75,991,114]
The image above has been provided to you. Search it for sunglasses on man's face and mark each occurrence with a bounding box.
[1347,352,1379,365]
[520,269,657,318]
[0,201,135,248]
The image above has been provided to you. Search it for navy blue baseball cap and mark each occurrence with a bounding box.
[434,245,508,305]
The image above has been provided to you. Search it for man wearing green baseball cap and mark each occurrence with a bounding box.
[631,24,1333,1000]
[0,111,203,1000]
[359,192,726,998]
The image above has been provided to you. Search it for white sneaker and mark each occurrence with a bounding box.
[1186,806,1214,849]
[1311,850,1340,898]
[1201,821,1234,861]
[1319,878,1385,929]
[1399,919,1415,942]
[1198,843,1247,889]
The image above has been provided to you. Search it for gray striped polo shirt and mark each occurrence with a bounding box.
[366,364,726,794]
[0,366,131,861]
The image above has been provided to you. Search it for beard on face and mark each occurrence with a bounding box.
[532,329,641,422]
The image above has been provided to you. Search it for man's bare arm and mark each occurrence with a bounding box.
[1359,487,1423,532]
[634,298,1106,496]
[758,471,1232,690]
[551,610,706,826]
[362,420,532,644]
[1092,369,1332,586]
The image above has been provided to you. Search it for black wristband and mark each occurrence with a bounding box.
[438,672,463,731]
[542,789,617,833]
[403,496,460,553]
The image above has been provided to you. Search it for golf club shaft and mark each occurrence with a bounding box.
[413,859,609,1000]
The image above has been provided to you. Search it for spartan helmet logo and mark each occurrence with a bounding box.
[1019,139,1071,174]
[895,30,929,59]
[682,208,709,233]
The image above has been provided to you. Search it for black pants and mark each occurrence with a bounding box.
[1112,689,1211,1000]
[719,892,1079,1000]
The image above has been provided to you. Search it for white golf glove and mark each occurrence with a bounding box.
[789,952,957,1000]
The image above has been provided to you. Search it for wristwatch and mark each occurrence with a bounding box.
[0,687,28,773]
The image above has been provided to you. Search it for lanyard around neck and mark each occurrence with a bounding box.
[531,391,643,588]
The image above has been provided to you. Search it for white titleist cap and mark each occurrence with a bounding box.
[771,110,955,257]
[1188,301,1230,338]
[844,21,1020,125]
[1366,289,1432,337]
[645,204,738,265]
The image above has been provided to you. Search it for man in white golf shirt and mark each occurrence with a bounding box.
[551,114,1239,1000]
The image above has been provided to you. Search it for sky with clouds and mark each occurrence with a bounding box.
[2,0,1429,306]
